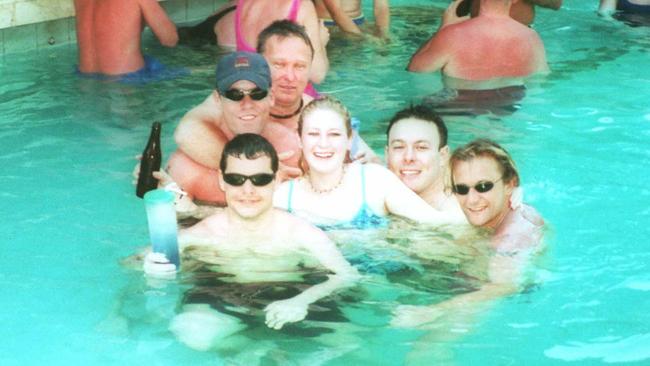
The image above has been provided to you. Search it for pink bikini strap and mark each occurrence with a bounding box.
[288,0,300,22]
[234,0,254,52]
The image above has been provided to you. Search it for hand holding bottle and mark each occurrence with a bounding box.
[136,122,162,198]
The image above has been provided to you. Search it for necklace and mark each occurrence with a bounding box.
[308,166,346,194]
[270,99,303,120]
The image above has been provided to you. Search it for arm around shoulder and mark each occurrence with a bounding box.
[369,164,458,226]
[174,95,225,169]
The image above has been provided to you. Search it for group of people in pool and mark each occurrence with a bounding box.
[71,0,644,353]
[95,0,562,350]
[138,43,544,349]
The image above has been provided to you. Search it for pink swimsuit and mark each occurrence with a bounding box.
[235,0,300,52]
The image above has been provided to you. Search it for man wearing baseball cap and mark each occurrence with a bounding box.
[164,51,301,206]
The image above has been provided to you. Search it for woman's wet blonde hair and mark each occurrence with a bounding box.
[298,96,353,138]
[450,138,520,187]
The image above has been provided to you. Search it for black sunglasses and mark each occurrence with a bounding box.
[223,173,275,186]
[453,177,503,195]
[223,88,268,101]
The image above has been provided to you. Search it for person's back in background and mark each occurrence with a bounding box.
[74,0,178,75]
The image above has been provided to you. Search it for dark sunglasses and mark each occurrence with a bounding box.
[223,88,268,101]
[453,177,502,195]
[223,173,275,186]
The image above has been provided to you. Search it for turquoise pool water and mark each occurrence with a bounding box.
[2,0,650,364]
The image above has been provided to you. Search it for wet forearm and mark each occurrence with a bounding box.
[288,273,356,306]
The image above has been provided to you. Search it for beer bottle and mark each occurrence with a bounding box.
[136,122,162,198]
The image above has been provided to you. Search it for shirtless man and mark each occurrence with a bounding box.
[459,0,562,25]
[257,20,319,131]
[385,105,466,223]
[171,22,376,203]
[166,51,301,204]
[408,0,549,87]
[145,133,358,349]
[196,0,329,84]
[314,0,390,39]
[392,138,544,328]
[74,0,178,75]
[255,20,374,162]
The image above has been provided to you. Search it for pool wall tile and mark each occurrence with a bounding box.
[0,3,13,29]
[68,17,76,44]
[36,17,69,48]
[4,23,37,53]
[13,0,75,28]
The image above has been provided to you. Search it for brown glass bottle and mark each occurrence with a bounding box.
[136,122,162,198]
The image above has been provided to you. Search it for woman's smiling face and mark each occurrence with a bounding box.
[300,108,351,174]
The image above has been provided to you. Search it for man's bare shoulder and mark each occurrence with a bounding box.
[272,209,329,241]
[183,210,228,236]
[493,205,545,254]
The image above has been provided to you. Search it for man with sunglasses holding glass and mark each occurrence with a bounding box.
[391,138,544,330]
[146,134,358,348]
[165,51,302,207]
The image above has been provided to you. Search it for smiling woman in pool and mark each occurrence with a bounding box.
[273,97,464,229]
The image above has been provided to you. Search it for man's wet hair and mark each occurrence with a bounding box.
[386,104,448,149]
[220,133,279,173]
[450,138,520,186]
[257,20,315,58]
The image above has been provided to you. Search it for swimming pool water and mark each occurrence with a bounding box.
[1,0,649,364]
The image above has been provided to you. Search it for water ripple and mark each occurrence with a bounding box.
[545,333,650,363]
